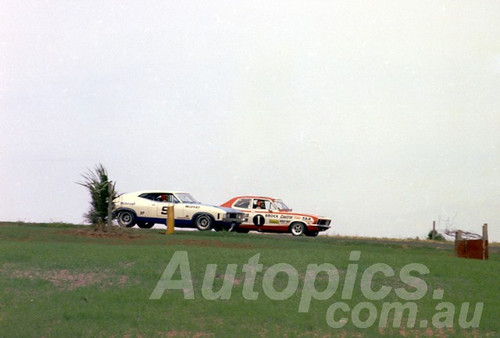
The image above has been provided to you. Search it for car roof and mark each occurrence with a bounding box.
[230,196,280,201]
[126,190,189,195]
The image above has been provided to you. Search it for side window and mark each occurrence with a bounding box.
[253,199,268,210]
[234,198,251,208]
[159,194,179,203]
[138,193,178,203]
[139,193,157,201]
[268,201,277,210]
[158,194,169,202]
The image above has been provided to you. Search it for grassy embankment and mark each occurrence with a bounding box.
[0,222,498,337]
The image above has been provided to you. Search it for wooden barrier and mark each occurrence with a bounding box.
[455,224,488,260]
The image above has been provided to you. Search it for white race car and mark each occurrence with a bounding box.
[113,190,244,231]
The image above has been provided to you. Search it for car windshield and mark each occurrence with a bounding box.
[274,199,291,211]
[175,193,200,204]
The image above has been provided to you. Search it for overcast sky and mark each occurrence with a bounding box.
[1,1,499,241]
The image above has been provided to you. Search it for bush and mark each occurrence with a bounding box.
[427,229,445,241]
[78,164,117,230]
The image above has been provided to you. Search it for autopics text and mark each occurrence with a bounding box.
[149,251,483,329]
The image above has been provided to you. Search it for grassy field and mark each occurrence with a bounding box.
[0,222,498,337]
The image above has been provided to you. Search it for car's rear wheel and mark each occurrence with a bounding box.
[195,214,213,231]
[290,222,305,236]
[117,210,136,228]
[137,221,154,229]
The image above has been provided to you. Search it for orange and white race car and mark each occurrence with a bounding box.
[220,196,331,237]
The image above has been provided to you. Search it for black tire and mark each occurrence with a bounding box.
[290,222,305,236]
[194,214,213,231]
[117,210,136,228]
[305,230,319,237]
[216,222,236,232]
[137,221,154,229]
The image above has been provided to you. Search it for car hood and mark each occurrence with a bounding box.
[210,205,243,213]
[271,210,331,220]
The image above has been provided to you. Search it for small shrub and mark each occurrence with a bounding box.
[427,229,445,241]
[78,164,117,231]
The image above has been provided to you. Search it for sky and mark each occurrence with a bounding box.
[1,1,499,241]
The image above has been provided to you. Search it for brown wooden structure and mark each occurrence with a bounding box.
[455,224,489,260]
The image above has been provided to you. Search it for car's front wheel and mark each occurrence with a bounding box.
[117,210,136,228]
[216,222,236,232]
[195,214,213,231]
[290,222,305,236]
[305,230,319,237]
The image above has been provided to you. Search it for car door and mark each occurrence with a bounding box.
[249,199,276,228]
[156,202,174,220]
[155,194,185,220]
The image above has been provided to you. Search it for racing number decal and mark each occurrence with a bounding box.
[253,214,265,226]
[161,206,168,215]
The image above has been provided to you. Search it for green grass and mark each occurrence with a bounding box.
[0,222,498,337]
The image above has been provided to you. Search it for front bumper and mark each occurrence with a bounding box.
[222,212,245,225]
[314,219,331,231]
